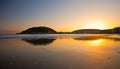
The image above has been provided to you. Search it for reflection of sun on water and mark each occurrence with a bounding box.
[89,39,105,46]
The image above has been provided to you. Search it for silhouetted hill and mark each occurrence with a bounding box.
[18,26,57,34]
[71,27,120,34]
[112,27,120,33]
[18,26,120,34]
[72,29,101,34]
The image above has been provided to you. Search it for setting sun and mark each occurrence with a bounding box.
[82,21,107,30]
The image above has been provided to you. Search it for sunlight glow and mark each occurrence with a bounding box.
[89,39,104,46]
[82,21,107,30]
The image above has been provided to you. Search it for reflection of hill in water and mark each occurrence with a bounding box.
[74,36,120,41]
[22,38,56,46]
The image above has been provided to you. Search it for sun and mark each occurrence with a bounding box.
[82,21,107,30]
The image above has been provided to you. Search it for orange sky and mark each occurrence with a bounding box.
[0,0,120,34]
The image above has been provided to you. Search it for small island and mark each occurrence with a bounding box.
[18,26,57,34]
[18,26,120,34]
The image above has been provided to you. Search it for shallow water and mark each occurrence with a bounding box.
[0,34,120,69]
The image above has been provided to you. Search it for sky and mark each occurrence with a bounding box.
[0,0,120,34]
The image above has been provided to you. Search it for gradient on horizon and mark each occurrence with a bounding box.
[0,0,120,34]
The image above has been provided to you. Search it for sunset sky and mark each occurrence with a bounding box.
[0,0,120,34]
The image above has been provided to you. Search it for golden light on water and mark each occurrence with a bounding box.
[82,21,107,30]
[89,39,105,46]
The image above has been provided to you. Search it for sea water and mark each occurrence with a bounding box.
[0,34,120,69]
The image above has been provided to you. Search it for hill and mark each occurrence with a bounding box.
[18,26,57,34]
[18,26,120,34]
[71,27,120,34]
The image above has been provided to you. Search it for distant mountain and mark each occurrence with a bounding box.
[18,26,57,34]
[71,29,101,34]
[71,27,120,34]
[112,27,120,34]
